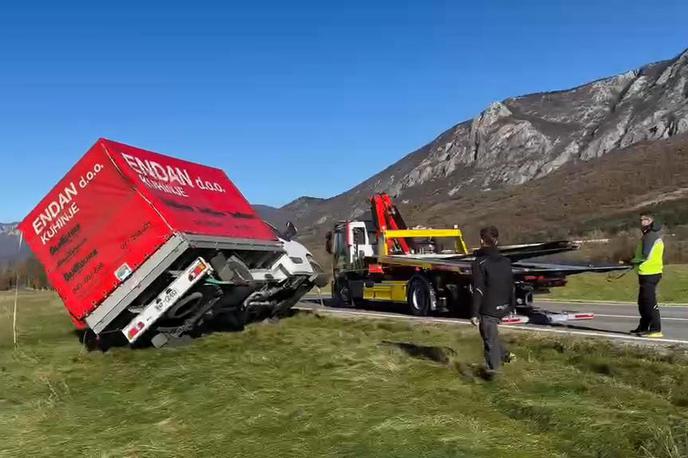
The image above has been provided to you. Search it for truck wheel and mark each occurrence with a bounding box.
[219,309,247,331]
[166,291,204,320]
[333,279,354,308]
[82,329,100,352]
[407,275,436,316]
[307,255,330,288]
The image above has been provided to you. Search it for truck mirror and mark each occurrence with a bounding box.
[325,231,333,254]
[283,221,297,241]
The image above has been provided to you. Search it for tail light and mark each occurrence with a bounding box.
[127,321,144,339]
[368,264,384,274]
[188,261,207,281]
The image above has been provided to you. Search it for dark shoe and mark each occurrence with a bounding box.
[481,368,498,381]
[629,328,646,335]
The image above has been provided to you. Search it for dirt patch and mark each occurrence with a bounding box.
[382,340,456,365]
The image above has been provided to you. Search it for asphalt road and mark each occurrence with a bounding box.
[535,301,688,341]
[296,296,688,346]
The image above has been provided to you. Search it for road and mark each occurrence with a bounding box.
[296,296,688,346]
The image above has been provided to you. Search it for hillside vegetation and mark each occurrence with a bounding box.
[282,134,688,267]
[416,135,688,245]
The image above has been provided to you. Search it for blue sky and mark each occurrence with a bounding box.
[1,0,687,222]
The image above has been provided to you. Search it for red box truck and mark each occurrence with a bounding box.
[20,139,325,349]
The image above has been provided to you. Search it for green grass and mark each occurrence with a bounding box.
[546,265,688,303]
[2,292,688,457]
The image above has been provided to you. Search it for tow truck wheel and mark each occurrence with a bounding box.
[407,275,436,316]
[333,279,354,308]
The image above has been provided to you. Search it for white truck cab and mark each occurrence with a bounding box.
[262,221,328,286]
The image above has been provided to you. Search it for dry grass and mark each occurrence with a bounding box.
[1,291,688,457]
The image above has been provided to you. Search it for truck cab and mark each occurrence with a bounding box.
[328,221,376,268]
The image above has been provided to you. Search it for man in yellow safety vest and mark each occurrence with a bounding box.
[630,213,664,338]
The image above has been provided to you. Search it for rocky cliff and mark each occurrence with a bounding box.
[258,48,688,234]
[0,223,29,264]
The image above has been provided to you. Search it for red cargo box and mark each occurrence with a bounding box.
[19,138,276,327]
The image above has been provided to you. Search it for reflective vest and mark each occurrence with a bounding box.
[633,236,664,276]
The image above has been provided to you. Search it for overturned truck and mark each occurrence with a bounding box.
[20,138,326,349]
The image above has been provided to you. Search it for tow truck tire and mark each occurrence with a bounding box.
[333,279,354,308]
[407,275,436,316]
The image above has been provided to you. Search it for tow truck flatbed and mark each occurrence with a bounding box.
[324,193,629,324]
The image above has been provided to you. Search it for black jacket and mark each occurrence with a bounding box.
[471,246,516,318]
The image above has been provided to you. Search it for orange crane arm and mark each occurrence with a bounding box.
[370,193,412,254]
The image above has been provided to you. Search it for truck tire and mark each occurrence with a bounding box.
[82,328,100,352]
[166,291,204,320]
[80,328,119,352]
[219,309,247,331]
[333,278,354,308]
[407,275,436,316]
[307,255,330,288]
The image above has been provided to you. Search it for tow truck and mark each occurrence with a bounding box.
[324,193,628,325]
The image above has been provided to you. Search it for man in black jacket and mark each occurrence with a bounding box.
[471,226,515,377]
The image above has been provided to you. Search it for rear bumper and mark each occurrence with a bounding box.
[85,233,283,334]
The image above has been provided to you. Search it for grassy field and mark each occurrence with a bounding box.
[546,265,688,303]
[2,292,688,457]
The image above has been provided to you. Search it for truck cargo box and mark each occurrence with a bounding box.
[19,138,278,329]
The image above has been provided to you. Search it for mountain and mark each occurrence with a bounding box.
[0,223,30,265]
[0,223,19,235]
[255,197,327,232]
[410,133,688,242]
[5,50,688,266]
[253,205,289,230]
[257,49,688,260]
[267,134,688,263]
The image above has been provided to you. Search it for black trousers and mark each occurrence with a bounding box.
[638,274,662,332]
[479,315,508,370]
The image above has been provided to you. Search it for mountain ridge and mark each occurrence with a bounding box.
[0,222,19,235]
[259,48,688,229]
[0,222,29,265]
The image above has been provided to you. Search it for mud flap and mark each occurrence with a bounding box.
[151,333,193,348]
